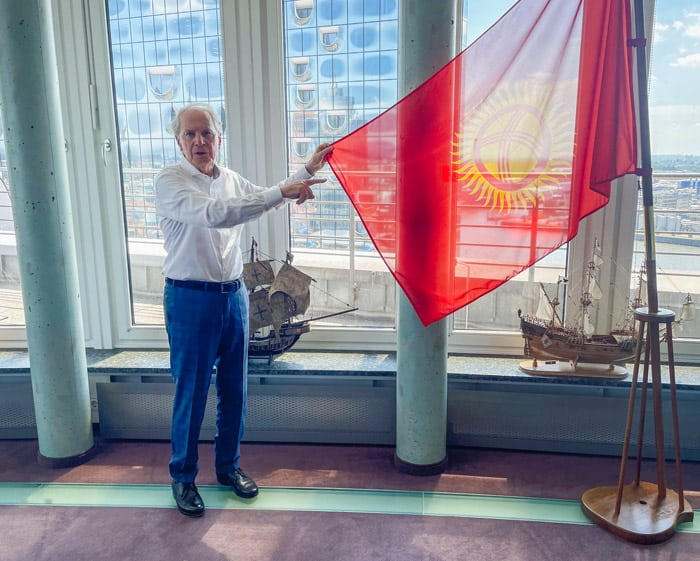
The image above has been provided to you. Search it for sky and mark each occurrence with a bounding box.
[649,1,700,155]
[466,0,700,156]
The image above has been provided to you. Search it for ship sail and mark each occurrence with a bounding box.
[269,263,313,334]
[243,260,313,335]
[680,294,696,322]
[588,271,603,301]
[672,292,696,337]
[243,260,275,289]
[592,238,603,268]
[631,263,647,309]
[536,291,556,323]
[244,260,276,332]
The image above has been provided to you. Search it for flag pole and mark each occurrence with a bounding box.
[580,0,693,543]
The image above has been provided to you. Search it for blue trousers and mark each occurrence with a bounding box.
[164,281,249,483]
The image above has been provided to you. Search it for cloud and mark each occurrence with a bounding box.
[685,23,700,38]
[649,105,700,154]
[683,12,700,36]
[654,22,669,42]
[671,53,700,68]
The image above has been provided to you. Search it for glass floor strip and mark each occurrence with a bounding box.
[0,482,698,532]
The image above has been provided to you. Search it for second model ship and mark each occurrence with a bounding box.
[518,240,694,378]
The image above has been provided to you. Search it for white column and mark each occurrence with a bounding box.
[0,0,94,466]
[395,0,458,474]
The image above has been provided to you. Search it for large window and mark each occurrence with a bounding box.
[635,1,700,351]
[0,105,25,327]
[106,0,227,326]
[280,0,699,361]
[282,0,400,330]
[281,0,568,343]
[2,0,696,362]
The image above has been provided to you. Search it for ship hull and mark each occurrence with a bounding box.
[520,315,637,366]
[249,322,311,357]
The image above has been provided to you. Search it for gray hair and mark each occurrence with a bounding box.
[168,103,223,136]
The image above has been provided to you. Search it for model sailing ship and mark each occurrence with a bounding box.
[518,240,695,378]
[243,238,357,358]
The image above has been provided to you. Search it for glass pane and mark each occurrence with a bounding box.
[451,0,569,333]
[0,112,25,326]
[106,0,226,325]
[635,1,700,340]
[283,0,399,329]
[283,0,571,333]
[452,247,568,331]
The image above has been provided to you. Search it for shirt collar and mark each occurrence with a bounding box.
[179,157,220,179]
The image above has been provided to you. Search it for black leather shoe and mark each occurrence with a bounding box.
[216,468,259,499]
[172,481,205,517]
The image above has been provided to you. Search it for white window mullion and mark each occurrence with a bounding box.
[220,0,289,256]
[86,0,154,348]
[65,0,170,348]
[51,0,123,349]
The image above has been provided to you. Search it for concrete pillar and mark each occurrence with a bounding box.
[395,0,458,474]
[0,0,94,466]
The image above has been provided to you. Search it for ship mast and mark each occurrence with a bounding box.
[579,239,603,335]
[538,279,564,327]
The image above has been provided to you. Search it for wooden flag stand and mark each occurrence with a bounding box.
[580,0,693,543]
[580,306,693,544]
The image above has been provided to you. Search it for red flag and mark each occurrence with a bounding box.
[326,0,637,326]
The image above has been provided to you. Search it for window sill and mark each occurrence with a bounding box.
[0,349,698,390]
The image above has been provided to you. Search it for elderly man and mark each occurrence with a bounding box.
[156,102,331,517]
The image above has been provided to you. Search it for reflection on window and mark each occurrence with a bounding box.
[107,0,225,325]
[282,0,567,334]
[283,0,399,329]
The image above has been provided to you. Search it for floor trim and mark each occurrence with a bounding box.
[1,482,698,532]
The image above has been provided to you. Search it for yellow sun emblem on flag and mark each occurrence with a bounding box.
[452,82,573,213]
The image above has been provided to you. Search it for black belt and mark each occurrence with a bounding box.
[165,277,242,293]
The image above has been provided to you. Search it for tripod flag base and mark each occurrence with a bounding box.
[581,481,693,545]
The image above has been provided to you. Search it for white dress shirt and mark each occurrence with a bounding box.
[155,158,310,282]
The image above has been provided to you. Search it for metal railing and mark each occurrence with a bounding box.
[122,168,161,240]
[0,164,698,337]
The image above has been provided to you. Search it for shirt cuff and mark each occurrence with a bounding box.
[265,186,285,208]
[295,166,313,180]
